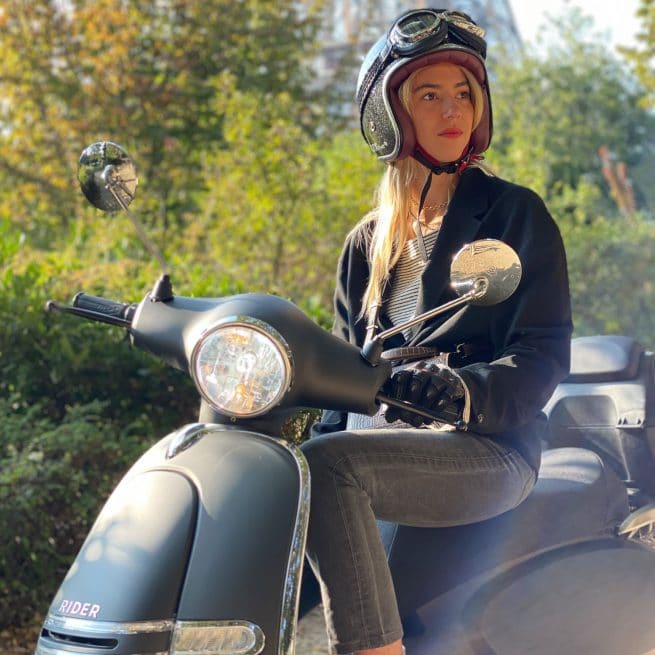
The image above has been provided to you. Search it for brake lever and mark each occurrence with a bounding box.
[375,392,465,429]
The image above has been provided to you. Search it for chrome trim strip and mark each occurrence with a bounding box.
[43,614,174,635]
[275,440,311,655]
[618,502,655,537]
[166,422,219,459]
[35,644,167,655]
[173,620,265,655]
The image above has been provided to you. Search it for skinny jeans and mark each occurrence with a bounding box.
[300,428,537,654]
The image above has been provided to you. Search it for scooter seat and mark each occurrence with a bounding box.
[387,447,629,615]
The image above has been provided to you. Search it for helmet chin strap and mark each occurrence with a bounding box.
[413,142,476,222]
[412,143,477,175]
[412,143,479,263]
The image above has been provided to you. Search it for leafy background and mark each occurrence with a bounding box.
[1,0,655,643]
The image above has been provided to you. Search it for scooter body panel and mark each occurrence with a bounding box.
[168,426,307,655]
[50,469,197,622]
[37,424,308,655]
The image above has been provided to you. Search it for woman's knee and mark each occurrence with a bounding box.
[301,433,363,492]
[301,434,345,485]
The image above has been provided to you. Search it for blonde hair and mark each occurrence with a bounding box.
[356,65,487,324]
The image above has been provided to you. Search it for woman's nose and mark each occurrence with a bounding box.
[441,97,460,118]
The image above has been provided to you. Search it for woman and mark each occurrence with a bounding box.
[301,8,572,655]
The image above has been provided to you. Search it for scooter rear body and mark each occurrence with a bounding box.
[385,446,655,654]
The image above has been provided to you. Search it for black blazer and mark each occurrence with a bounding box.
[312,167,573,470]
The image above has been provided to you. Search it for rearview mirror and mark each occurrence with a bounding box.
[362,238,522,364]
[450,239,522,306]
[78,141,138,213]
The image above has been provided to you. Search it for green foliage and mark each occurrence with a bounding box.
[197,95,380,304]
[0,397,148,627]
[0,241,198,427]
[487,8,654,216]
[621,0,655,108]
[562,213,655,345]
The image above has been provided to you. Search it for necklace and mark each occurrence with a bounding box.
[416,214,443,231]
[410,180,454,223]
[411,195,450,231]
[419,198,450,213]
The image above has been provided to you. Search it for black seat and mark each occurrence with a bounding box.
[387,447,629,615]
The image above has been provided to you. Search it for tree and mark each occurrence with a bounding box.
[195,81,380,306]
[0,0,325,249]
[486,9,654,220]
[621,0,655,108]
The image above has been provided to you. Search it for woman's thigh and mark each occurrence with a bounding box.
[301,428,537,528]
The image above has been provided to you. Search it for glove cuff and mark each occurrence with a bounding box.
[450,369,471,431]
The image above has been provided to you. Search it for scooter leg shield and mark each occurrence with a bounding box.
[36,425,309,655]
[37,468,198,653]
[170,428,308,655]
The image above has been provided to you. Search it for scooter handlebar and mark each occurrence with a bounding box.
[73,292,136,322]
[44,292,137,328]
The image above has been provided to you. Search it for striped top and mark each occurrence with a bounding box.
[347,229,444,430]
[386,229,440,333]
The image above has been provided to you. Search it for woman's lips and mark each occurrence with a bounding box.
[438,128,463,138]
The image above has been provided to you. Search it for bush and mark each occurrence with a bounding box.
[0,398,149,627]
[561,213,655,345]
[0,250,202,626]
[0,231,328,627]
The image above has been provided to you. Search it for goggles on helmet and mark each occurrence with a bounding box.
[357,9,486,111]
[388,9,486,57]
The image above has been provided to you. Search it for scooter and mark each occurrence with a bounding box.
[36,142,655,655]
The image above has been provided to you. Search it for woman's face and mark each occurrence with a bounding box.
[408,62,475,163]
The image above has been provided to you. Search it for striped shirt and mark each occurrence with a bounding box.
[386,230,440,334]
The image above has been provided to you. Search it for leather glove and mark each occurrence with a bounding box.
[383,360,466,428]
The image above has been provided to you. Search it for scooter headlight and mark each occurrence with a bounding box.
[191,317,292,418]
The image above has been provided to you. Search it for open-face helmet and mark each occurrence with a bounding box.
[356,8,492,167]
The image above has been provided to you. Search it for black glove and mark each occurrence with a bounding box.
[383,360,465,428]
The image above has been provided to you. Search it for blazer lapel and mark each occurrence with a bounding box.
[411,167,491,335]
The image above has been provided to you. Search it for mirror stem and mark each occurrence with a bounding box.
[104,169,169,273]
[361,280,486,365]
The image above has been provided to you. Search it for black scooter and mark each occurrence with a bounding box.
[36,142,655,655]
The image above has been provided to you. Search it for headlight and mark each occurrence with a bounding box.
[191,317,292,418]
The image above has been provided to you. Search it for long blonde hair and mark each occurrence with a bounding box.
[356,66,486,324]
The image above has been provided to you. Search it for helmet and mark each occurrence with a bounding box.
[356,8,492,165]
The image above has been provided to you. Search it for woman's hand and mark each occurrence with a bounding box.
[383,360,465,427]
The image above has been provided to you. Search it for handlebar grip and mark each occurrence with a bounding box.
[73,292,135,322]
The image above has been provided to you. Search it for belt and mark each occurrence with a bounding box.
[380,342,485,365]
[380,346,443,363]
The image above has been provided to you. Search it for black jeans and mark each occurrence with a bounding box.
[300,428,537,654]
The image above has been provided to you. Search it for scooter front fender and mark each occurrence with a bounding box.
[170,424,310,655]
[37,424,309,655]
